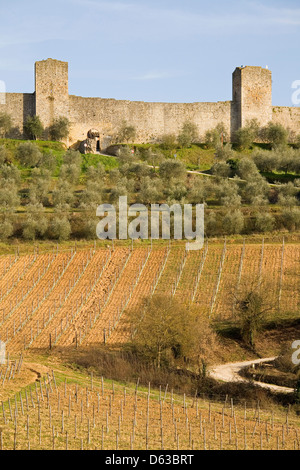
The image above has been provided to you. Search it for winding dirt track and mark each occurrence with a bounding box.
[209,357,295,394]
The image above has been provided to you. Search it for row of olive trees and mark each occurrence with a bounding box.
[4,142,300,211]
[2,202,299,242]
[252,147,300,174]
[0,112,70,141]
[205,119,300,152]
[234,120,300,149]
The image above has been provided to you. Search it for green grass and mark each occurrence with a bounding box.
[0,138,66,154]
[81,153,119,172]
[134,143,216,171]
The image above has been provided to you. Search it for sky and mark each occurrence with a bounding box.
[0,0,299,106]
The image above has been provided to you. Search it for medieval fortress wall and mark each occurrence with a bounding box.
[0,58,299,148]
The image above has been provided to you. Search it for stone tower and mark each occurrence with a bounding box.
[232,66,272,136]
[35,58,69,133]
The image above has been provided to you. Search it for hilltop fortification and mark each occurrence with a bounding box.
[1,59,299,149]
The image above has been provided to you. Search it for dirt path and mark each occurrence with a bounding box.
[209,357,295,394]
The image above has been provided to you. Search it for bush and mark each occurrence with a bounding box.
[235,127,254,150]
[80,181,103,210]
[81,217,98,239]
[206,212,224,236]
[60,163,81,185]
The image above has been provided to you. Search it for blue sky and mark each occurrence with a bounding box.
[0,0,299,105]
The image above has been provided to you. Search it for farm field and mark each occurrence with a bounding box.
[0,239,299,451]
[0,240,298,354]
[0,356,300,450]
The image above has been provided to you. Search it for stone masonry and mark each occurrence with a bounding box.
[0,59,299,150]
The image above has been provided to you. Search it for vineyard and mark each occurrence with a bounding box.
[0,360,300,450]
[0,240,298,353]
[0,240,299,450]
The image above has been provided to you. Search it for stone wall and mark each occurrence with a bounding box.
[272,106,300,135]
[0,93,34,138]
[68,95,232,147]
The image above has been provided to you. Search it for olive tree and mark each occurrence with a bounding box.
[0,217,14,240]
[22,203,48,240]
[159,159,186,181]
[52,179,74,210]
[223,209,244,234]
[29,168,52,205]
[0,181,20,213]
[261,122,288,148]
[204,123,227,149]
[0,164,21,185]
[117,121,136,144]
[16,142,42,167]
[234,119,260,150]
[178,121,198,148]
[80,181,103,210]
[50,213,71,240]
[236,158,260,180]
[254,212,275,233]
[24,115,44,140]
[0,146,10,165]
[0,112,12,138]
[49,116,70,141]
